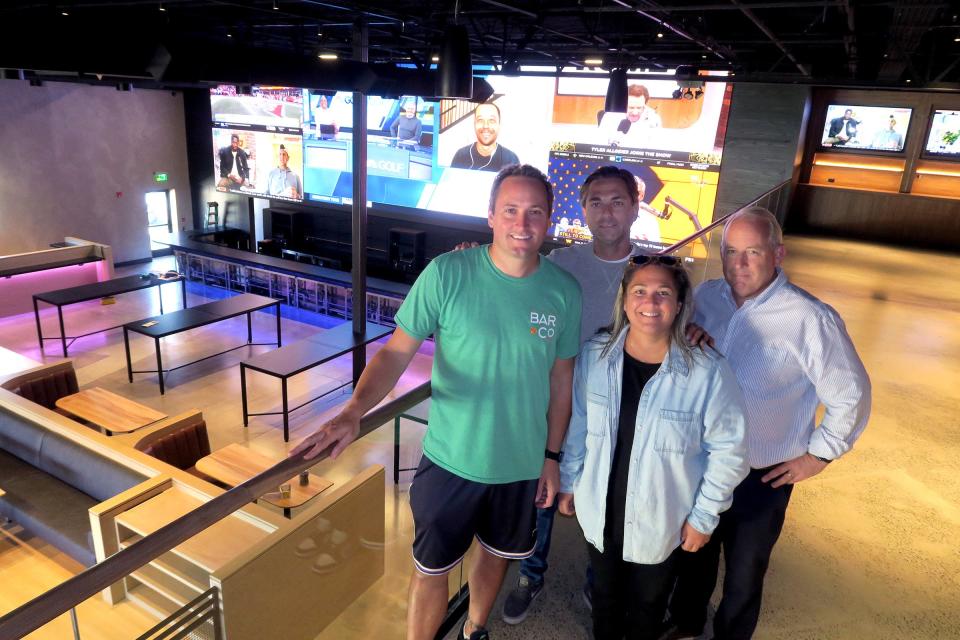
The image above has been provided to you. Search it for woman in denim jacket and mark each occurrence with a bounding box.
[558,256,749,640]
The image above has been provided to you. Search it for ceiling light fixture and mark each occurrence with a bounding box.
[318,53,338,60]
[227,33,233,38]
[61,10,69,16]
[657,32,663,38]
[435,24,473,98]
[585,58,603,65]
[431,55,439,62]
[273,0,279,9]
[158,2,165,11]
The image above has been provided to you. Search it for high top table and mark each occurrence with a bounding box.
[123,293,281,394]
[33,273,187,357]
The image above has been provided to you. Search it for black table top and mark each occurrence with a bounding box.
[0,254,103,279]
[124,293,278,338]
[243,321,394,378]
[34,274,182,306]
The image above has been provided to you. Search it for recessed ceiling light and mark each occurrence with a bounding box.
[906,78,912,83]
[158,2,165,11]
[61,10,69,15]
[227,33,233,38]
[273,0,279,9]
[431,55,439,62]
[318,53,338,60]
[954,37,960,42]
[702,54,707,59]
[585,58,603,65]
[657,32,663,38]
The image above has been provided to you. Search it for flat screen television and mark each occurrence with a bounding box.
[924,109,960,158]
[210,85,304,202]
[210,71,732,248]
[820,104,912,153]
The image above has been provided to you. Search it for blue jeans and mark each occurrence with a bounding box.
[519,504,558,585]
[520,502,594,588]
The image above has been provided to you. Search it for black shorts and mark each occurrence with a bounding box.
[408,455,539,575]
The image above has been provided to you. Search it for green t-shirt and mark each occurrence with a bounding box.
[395,245,582,483]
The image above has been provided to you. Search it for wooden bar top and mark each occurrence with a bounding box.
[56,387,167,434]
[196,443,332,509]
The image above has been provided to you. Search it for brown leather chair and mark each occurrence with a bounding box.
[139,420,212,477]
[4,360,79,410]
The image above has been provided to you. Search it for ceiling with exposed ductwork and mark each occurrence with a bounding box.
[1,0,958,89]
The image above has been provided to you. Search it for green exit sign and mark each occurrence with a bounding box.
[153,172,169,183]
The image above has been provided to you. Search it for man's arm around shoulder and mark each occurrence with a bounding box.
[291,328,424,460]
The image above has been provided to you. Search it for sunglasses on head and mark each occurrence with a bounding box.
[629,254,680,267]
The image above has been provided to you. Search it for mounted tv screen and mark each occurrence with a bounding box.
[924,109,960,158]
[209,72,731,249]
[820,104,912,153]
[210,85,304,202]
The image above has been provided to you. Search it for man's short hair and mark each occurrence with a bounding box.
[579,166,640,207]
[279,144,286,151]
[627,84,650,101]
[723,206,784,249]
[475,102,501,120]
[488,164,553,213]
[231,134,240,143]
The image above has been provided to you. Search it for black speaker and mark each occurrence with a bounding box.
[388,228,425,274]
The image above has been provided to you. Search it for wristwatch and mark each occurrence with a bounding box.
[544,448,564,462]
[810,453,832,464]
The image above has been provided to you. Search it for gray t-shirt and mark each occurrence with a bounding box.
[547,242,645,347]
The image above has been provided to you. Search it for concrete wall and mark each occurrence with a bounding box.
[715,83,811,218]
[0,81,192,263]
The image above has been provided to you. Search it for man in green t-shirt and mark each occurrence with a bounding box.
[293,164,582,640]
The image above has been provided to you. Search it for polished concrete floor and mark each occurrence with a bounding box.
[1,235,959,639]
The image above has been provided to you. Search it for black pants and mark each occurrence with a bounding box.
[668,467,794,640]
[588,542,679,640]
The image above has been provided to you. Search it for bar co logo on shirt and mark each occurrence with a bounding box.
[529,311,557,340]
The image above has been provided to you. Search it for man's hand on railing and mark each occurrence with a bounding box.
[290,409,362,460]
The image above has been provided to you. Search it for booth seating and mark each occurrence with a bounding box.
[122,415,213,482]
[7,359,79,410]
[0,362,201,566]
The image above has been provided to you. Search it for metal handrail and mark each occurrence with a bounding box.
[0,381,432,639]
[655,179,792,255]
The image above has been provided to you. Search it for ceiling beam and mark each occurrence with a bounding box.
[729,0,811,76]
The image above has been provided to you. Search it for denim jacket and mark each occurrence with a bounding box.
[559,328,750,564]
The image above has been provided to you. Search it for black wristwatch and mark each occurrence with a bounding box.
[544,448,564,462]
[810,453,832,464]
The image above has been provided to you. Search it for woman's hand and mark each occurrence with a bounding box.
[680,521,710,552]
[558,492,576,516]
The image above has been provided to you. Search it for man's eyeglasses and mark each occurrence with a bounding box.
[629,254,681,267]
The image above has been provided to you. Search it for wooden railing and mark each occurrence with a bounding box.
[0,382,432,639]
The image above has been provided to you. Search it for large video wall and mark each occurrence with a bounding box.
[210,71,732,248]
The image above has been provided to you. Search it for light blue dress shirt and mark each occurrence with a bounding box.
[560,329,749,564]
[693,270,872,468]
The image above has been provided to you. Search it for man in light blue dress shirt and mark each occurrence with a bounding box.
[664,207,872,640]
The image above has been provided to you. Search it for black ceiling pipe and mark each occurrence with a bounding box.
[435,24,473,98]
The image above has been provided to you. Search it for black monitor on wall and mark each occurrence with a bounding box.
[819,104,912,153]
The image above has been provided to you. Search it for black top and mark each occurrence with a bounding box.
[243,321,394,378]
[34,274,181,306]
[604,350,661,549]
[124,293,278,338]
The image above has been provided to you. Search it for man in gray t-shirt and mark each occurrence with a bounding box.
[503,165,649,624]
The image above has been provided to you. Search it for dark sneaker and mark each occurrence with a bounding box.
[581,582,592,612]
[461,620,490,640]
[501,576,544,625]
